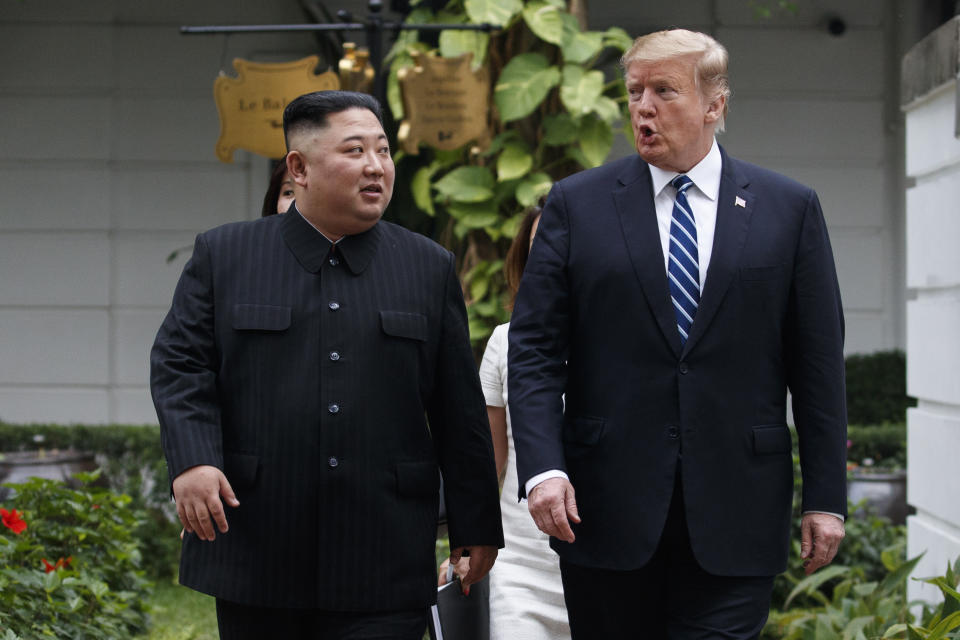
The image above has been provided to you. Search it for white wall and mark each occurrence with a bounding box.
[904,66,960,605]
[0,0,335,424]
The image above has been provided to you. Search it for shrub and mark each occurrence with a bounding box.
[0,423,180,579]
[764,552,960,640]
[847,423,907,471]
[0,473,151,639]
[845,350,915,426]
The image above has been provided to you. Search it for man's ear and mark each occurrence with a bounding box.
[287,151,308,187]
[704,94,725,124]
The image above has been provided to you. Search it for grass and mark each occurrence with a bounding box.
[135,537,452,639]
[139,576,218,640]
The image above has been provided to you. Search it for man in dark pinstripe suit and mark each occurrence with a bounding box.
[151,91,503,639]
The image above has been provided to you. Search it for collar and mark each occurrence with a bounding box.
[281,203,382,274]
[649,138,721,201]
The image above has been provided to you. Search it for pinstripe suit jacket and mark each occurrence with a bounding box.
[150,208,503,610]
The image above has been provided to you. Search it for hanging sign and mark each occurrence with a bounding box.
[213,56,339,163]
[397,52,492,154]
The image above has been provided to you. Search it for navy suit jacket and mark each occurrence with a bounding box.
[151,210,503,609]
[508,147,846,577]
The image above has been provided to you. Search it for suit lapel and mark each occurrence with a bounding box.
[614,157,683,358]
[683,149,754,355]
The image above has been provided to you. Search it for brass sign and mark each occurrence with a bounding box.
[213,56,340,162]
[397,52,492,154]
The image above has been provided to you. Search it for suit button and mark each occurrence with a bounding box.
[667,426,679,439]
[328,256,340,266]
[329,351,340,361]
[328,301,340,311]
[328,456,339,468]
[328,403,340,414]
[679,362,689,375]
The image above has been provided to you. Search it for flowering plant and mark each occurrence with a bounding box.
[0,472,150,639]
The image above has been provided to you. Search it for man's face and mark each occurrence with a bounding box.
[288,107,395,238]
[626,56,723,173]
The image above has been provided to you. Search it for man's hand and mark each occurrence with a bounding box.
[800,512,845,575]
[449,545,497,593]
[528,477,580,543]
[172,465,240,542]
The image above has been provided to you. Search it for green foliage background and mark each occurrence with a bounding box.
[384,0,633,346]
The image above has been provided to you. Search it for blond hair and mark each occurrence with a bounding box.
[621,29,731,132]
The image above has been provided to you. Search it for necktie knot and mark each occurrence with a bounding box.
[671,174,693,193]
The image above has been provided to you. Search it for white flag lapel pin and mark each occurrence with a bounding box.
[735,196,746,208]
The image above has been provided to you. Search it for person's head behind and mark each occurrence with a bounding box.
[261,154,295,217]
[621,29,730,173]
[282,91,394,239]
[505,206,542,312]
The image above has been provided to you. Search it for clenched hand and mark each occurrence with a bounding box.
[172,465,240,541]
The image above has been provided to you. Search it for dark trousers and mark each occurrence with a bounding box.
[560,475,775,639]
[215,599,428,640]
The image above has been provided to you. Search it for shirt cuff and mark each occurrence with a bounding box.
[802,510,845,522]
[524,470,569,499]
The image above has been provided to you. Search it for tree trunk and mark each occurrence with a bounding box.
[568,0,587,30]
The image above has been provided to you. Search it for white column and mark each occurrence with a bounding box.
[902,16,960,607]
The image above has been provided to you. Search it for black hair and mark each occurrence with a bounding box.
[282,91,384,150]
[261,155,289,217]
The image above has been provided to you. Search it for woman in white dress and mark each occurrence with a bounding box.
[440,207,570,640]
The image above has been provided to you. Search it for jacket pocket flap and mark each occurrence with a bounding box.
[740,265,783,281]
[563,416,605,446]
[232,304,291,331]
[380,311,428,342]
[395,461,440,498]
[224,452,259,488]
[753,424,791,455]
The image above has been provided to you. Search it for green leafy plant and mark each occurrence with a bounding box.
[386,0,633,344]
[0,423,181,579]
[845,350,915,426]
[0,473,151,639]
[765,544,920,639]
[886,558,960,639]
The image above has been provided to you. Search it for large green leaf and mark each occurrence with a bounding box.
[578,114,613,168]
[522,1,563,45]
[497,140,533,181]
[560,13,603,64]
[433,166,495,203]
[448,200,500,228]
[560,65,604,116]
[604,26,634,52]
[542,112,578,145]
[494,53,561,122]
[593,95,623,123]
[464,0,521,25]
[411,165,436,216]
[439,30,489,69]
[516,171,553,207]
[785,565,851,608]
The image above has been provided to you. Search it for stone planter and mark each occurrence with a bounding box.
[847,469,908,525]
[0,450,99,500]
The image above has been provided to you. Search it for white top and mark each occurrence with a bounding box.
[480,323,570,640]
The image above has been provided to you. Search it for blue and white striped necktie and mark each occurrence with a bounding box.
[667,175,699,345]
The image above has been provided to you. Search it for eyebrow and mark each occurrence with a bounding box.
[340,134,388,144]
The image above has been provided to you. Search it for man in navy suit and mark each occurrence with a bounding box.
[151,91,502,639]
[508,29,847,638]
